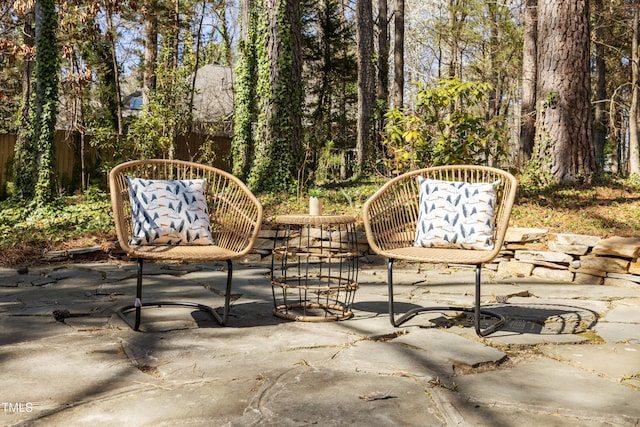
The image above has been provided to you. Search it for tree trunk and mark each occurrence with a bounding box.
[106,4,124,136]
[70,53,87,191]
[288,0,303,156]
[393,0,404,109]
[33,0,59,206]
[377,0,389,135]
[629,2,640,175]
[247,0,302,192]
[13,4,36,201]
[21,9,35,112]
[486,2,498,119]
[143,0,158,106]
[533,0,595,184]
[218,0,233,66]
[261,0,279,157]
[173,0,180,72]
[189,0,207,132]
[241,0,252,41]
[447,0,462,78]
[312,0,331,143]
[167,0,181,161]
[519,0,537,168]
[232,0,256,179]
[356,0,375,174]
[593,0,607,171]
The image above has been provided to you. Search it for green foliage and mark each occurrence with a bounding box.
[301,0,357,152]
[543,91,559,109]
[82,36,120,134]
[312,140,344,184]
[12,0,61,205]
[247,0,301,194]
[197,124,224,166]
[626,173,640,187]
[380,77,507,175]
[521,110,555,190]
[0,58,23,133]
[232,2,259,179]
[258,177,381,220]
[34,89,59,206]
[33,0,60,207]
[12,99,37,201]
[127,112,176,159]
[520,156,556,192]
[127,33,194,159]
[308,187,323,197]
[0,188,112,252]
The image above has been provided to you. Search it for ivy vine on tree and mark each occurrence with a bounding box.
[232,0,258,181]
[246,0,303,194]
[12,0,60,206]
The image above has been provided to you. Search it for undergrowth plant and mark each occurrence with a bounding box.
[380,77,507,175]
[0,187,113,253]
[3,174,640,266]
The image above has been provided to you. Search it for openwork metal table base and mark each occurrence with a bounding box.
[271,215,359,322]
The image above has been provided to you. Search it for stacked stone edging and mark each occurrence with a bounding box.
[250,224,371,263]
[493,227,640,287]
[250,225,640,288]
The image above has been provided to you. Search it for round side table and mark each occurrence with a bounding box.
[271,214,359,321]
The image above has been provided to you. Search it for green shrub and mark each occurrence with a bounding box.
[380,77,507,175]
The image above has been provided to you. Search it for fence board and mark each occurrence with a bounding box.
[0,133,15,192]
[0,131,231,195]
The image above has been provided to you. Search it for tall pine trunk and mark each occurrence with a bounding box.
[248,0,302,192]
[629,2,640,175]
[232,0,257,179]
[393,0,404,109]
[531,0,595,184]
[142,0,158,107]
[33,0,59,206]
[356,0,374,174]
[519,0,536,169]
[13,5,36,201]
[593,0,607,171]
[106,3,124,136]
[376,0,389,140]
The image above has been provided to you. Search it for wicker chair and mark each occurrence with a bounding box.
[363,165,517,336]
[109,159,263,330]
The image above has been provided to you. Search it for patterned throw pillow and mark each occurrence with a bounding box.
[126,177,214,245]
[414,177,499,250]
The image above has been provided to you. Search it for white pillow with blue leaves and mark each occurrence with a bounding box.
[414,177,499,250]
[126,177,214,245]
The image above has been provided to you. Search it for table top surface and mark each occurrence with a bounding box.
[274,214,357,225]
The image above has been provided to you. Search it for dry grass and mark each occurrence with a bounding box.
[3,176,640,268]
[262,177,640,239]
[510,180,640,238]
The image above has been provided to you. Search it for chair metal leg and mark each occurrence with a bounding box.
[388,259,401,327]
[134,258,143,330]
[387,258,505,337]
[472,266,505,336]
[117,258,233,331]
[222,259,233,325]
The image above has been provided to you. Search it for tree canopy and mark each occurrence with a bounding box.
[1,0,639,201]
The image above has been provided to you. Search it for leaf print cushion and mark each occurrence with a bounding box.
[413,177,499,250]
[126,177,214,245]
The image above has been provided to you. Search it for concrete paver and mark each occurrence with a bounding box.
[0,260,639,426]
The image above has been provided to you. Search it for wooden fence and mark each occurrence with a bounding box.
[0,132,231,196]
[0,133,16,193]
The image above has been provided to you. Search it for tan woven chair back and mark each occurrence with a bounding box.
[109,159,263,261]
[363,165,517,265]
